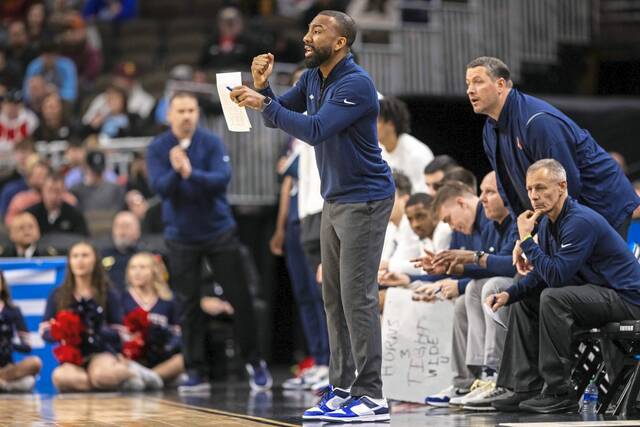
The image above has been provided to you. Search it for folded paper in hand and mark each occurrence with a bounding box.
[216,72,252,132]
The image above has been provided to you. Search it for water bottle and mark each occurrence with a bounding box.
[581,381,599,416]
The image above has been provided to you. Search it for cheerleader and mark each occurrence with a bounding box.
[123,253,184,385]
[39,241,157,392]
[0,271,42,392]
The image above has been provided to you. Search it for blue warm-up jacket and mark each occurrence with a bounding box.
[506,198,640,306]
[483,89,639,229]
[147,127,235,243]
[259,53,394,204]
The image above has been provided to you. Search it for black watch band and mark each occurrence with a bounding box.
[474,250,486,264]
[260,96,272,112]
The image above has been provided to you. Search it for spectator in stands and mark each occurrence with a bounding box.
[25,2,48,46]
[84,85,135,138]
[423,154,458,196]
[125,152,153,199]
[24,75,53,116]
[27,173,89,236]
[1,158,47,222]
[0,271,43,393]
[442,166,478,194]
[83,62,155,126]
[82,0,137,23]
[378,97,433,193]
[40,241,155,392]
[199,7,266,71]
[0,139,36,195]
[147,91,272,393]
[57,14,103,86]
[23,40,78,104]
[0,46,22,91]
[4,211,41,258]
[5,163,78,226]
[0,89,39,146]
[101,210,143,292]
[63,138,118,189]
[33,91,77,142]
[122,253,185,387]
[125,189,163,234]
[5,20,39,74]
[486,159,640,413]
[70,149,125,212]
[467,56,640,238]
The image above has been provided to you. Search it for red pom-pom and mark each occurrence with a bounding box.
[50,310,84,346]
[53,344,83,366]
[123,335,145,360]
[124,307,150,335]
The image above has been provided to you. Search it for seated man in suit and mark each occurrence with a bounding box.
[1,211,52,257]
[487,159,640,414]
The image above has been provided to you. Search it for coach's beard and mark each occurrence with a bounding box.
[304,45,332,68]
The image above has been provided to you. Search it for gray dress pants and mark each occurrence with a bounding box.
[321,197,393,398]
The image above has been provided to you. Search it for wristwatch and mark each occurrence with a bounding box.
[259,96,272,112]
[473,250,486,265]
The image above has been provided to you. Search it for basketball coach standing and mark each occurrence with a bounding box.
[229,10,394,423]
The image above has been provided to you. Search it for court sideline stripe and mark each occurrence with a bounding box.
[154,398,301,427]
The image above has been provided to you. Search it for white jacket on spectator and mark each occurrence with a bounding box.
[0,108,39,146]
[380,133,433,194]
[82,83,155,123]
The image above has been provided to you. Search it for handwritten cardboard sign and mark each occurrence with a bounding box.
[381,288,455,403]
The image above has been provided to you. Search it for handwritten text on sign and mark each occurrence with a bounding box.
[381,288,454,403]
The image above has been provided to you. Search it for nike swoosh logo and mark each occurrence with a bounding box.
[561,243,572,248]
[343,99,356,105]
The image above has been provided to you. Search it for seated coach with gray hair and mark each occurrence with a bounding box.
[486,159,640,414]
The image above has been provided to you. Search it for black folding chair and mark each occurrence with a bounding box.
[570,243,640,416]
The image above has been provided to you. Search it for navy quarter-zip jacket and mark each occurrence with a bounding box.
[259,53,394,203]
[147,127,235,243]
[506,198,640,306]
[483,89,639,229]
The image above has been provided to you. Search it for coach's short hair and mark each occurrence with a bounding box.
[527,159,567,182]
[379,97,411,135]
[442,166,478,195]
[433,181,476,214]
[467,56,512,83]
[424,155,458,175]
[318,10,357,47]
[169,91,198,105]
[392,171,412,196]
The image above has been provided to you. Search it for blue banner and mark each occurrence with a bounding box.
[1,257,67,394]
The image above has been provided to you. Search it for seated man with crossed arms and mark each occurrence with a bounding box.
[486,159,640,414]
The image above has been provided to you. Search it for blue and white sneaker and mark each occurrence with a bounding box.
[246,360,273,391]
[425,385,469,407]
[302,385,350,420]
[177,372,211,395]
[321,395,390,422]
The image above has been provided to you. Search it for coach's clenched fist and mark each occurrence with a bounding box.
[251,53,274,89]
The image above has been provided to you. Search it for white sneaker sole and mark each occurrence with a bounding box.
[425,400,450,407]
[319,413,391,422]
[462,404,497,412]
[302,413,326,420]
[178,384,211,395]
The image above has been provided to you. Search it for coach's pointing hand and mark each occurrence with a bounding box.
[229,86,267,111]
[252,53,274,89]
